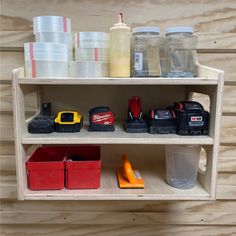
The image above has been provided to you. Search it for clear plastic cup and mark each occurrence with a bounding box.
[33,16,71,34]
[165,145,201,189]
[69,61,109,78]
[75,32,109,48]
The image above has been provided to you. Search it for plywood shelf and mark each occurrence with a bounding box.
[12,64,224,200]
[18,77,219,85]
[24,165,210,200]
[21,124,214,145]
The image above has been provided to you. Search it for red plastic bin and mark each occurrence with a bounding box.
[65,146,101,189]
[26,146,67,190]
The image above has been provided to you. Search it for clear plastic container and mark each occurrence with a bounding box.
[75,48,109,62]
[33,16,71,34]
[69,61,109,78]
[165,145,201,189]
[35,32,73,60]
[75,32,109,48]
[131,27,168,77]
[165,27,198,78]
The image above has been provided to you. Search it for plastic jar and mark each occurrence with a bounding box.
[24,42,69,78]
[165,145,201,189]
[131,27,168,77]
[165,27,198,77]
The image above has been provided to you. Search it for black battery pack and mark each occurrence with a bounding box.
[148,110,177,134]
[28,103,55,134]
[172,101,209,135]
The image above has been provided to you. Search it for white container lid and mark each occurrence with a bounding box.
[165,27,193,34]
[132,27,160,34]
[33,16,71,34]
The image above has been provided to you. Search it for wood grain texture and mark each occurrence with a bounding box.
[198,53,236,84]
[1,52,235,84]
[0,0,236,233]
[1,31,236,51]
[221,116,236,144]
[0,171,235,200]
[0,51,23,82]
[1,225,236,236]
[1,146,235,171]
[1,0,236,32]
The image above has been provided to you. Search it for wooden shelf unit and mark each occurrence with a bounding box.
[12,65,224,200]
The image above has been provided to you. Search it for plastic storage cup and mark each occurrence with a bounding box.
[75,32,109,48]
[33,16,71,34]
[165,27,198,77]
[24,42,69,78]
[35,32,73,60]
[131,27,168,77]
[165,145,201,189]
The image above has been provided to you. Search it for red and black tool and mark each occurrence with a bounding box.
[171,101,209,135]
[148,109,177,134]
[125,96,148,133]
[88,106,115,132]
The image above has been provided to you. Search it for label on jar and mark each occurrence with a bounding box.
[134,52,143,71]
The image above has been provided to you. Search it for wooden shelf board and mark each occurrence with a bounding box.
[21,124,214,145]
[18,77,219,85]
[23,165,210,200]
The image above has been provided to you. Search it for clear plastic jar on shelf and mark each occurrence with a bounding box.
[131,27,168,77]
[165,27,198,78]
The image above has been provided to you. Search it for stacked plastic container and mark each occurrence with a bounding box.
[24,42,68,78]
[33,16,73,60]
[70,32,109,78]
[24,16,71,78]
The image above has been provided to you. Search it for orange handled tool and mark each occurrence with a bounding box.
[116,154,144,189]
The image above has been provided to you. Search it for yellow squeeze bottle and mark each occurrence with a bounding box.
[109,13,131,78]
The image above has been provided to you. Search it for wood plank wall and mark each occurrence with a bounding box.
[0,0,236,235]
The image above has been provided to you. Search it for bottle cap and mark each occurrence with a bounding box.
[165,27,193,34]
[132,27,160,34]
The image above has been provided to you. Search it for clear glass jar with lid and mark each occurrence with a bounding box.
[131,27,168,77]
[165,27,198,77]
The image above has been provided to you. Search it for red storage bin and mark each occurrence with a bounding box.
[26,146,67,190]
[65,146,101,189]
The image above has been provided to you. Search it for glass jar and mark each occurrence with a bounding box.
[131,27,168,77]
[165,27,198,77]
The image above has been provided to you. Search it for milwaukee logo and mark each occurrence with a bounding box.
[93,114,111,121]
[191,116,202,122]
